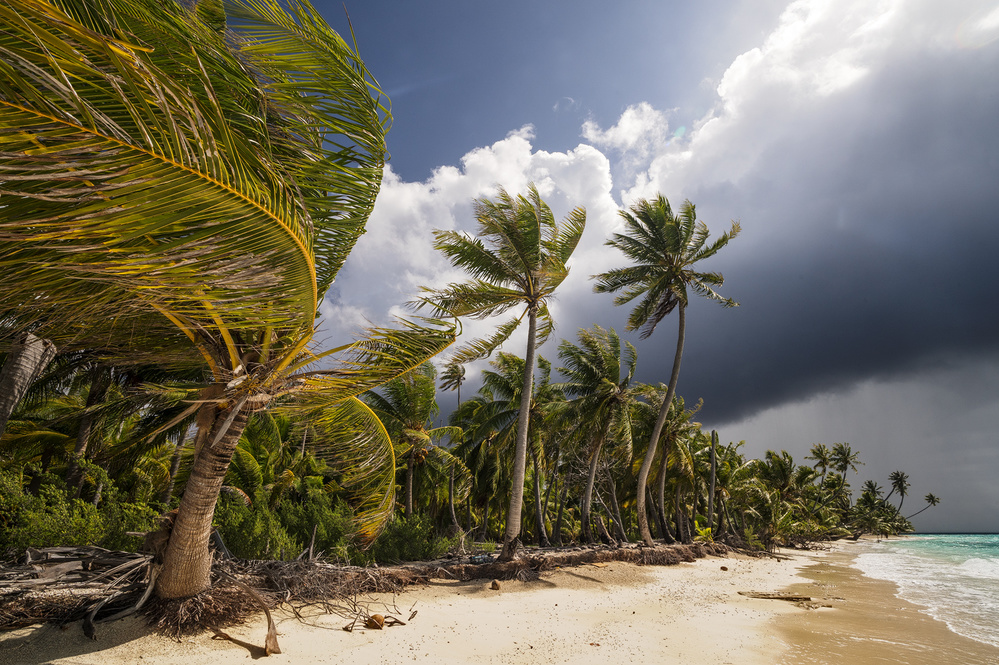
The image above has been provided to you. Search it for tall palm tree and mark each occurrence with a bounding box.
[557,325,637,543]
[415,185,585,560]
[593,195,740,545]
[1,0,454,599]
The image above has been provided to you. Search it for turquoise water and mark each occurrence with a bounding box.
[853,534,999,647]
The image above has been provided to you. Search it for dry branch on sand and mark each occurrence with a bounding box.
[1,542,730,646]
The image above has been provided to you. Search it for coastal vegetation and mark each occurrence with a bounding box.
[0,0,939,636]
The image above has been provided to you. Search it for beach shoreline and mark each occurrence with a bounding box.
[774,539,999,665]
[3,541,995,665]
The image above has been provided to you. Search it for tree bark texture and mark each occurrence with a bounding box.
[156,404,249,599]
[636,305,686,545]
[499,306,538,561]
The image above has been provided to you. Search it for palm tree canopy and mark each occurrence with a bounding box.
[556,325,637,455]
[0,0,388,367]
[414,184,585,366]
[593,195,740,339]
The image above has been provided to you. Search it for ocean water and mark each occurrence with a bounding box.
[853,534,999,648]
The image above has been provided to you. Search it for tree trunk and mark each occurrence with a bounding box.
[499,306,538,561]
[707,430,717,539]
[636,305,686,546]
[606,471,628,542]
[553,480,568,546]
[580,438,604,544]
[404,445,416,518]
[156,404,250,599]
[656,447,675,543]
[448,464,461,533]
[0,333,57,438]
[675,484,688,543]
[530,445,549,546]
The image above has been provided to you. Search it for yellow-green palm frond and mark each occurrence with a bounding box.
[0,0,388,366]
[303,396,394,543]
[287,318,455,404]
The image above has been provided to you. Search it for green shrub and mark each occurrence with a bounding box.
[213,492,301,560]
[0,470,157,557]
[276,491,363,564]
[370,515,458,564]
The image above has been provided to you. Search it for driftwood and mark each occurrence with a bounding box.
[738,591,813,602]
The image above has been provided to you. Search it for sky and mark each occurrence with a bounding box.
[312,0,999,533]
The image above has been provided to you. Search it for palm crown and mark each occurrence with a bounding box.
[415,184,585,365]
[594,195,740,339]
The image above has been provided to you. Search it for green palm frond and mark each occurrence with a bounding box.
[593,194,739,339]
[1,0,389,367]
[304,396,395,542]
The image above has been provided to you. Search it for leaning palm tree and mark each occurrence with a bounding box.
[414,185,585,560]
[593,195,740,545]
[1,0,454,601]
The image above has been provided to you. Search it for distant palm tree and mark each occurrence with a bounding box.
[593,195,740,546]
[557,326,637,543]
[905,493,941,520]
[363,362,461,518]
[415,185,585,560]
[885,470,911,516]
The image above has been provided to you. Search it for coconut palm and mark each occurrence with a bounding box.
[362,362,462,519]
[905,493,940,520]
[1,0,454,599]
[415,185,585,560]
[593,195,739,546]
[557,326,637,543]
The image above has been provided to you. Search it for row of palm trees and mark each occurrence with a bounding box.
[362,343,939,554]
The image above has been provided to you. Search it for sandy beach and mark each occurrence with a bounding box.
[3,544,997,665]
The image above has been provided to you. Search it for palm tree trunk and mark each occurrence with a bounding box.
[499,306,538,561]
[605,470,628,543]
[448,464,461,533]
[707,430,717,539]
[530,445,549,546]
[156,404,250,599]
[404,445,416,518]
[0,333,57,438]
[655,445,675,543]
[554,480,568,546]
[675,484,687,543]
[580,438,604,544]
[636,305,685,546]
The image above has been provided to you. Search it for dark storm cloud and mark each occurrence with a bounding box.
[587,43,999,426]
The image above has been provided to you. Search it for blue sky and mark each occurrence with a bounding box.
[313,0,999,532]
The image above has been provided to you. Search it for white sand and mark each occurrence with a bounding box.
[1,550,826,665]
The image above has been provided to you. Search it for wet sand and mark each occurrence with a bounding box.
[774,543,999,665]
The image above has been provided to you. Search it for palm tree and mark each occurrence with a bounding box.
[362,362,461,518]
[557,326,637,543]
[415,185,585,560]
[593,195,740,546]
[1,0,454,599]
[805,444,832,483]
[885,470,910,516]
[905,493,941,520]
